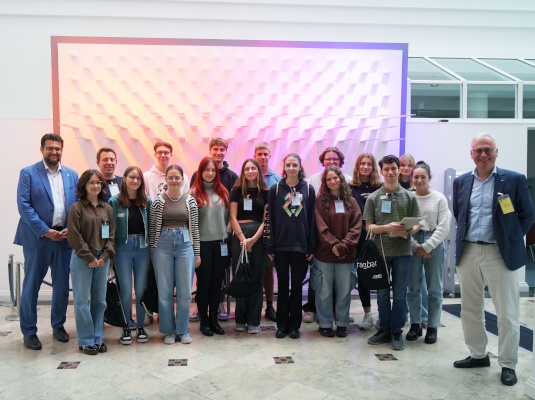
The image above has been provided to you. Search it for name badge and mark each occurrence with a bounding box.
[108,183,120,197]
[291,194,301,207]
[381,200,392,214]
[244,196,253,211]
[221,242,228,257]
[335,200,345,213]
[101,219,110,239]
[498,194,514,215]
[118,213,125,218]
[182,229,190,242]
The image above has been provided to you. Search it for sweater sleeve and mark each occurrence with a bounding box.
[101,204,116,262]
[188,197,201,258]
[336,199,362,257]
[421,193,451,253]
[67,203,95,264]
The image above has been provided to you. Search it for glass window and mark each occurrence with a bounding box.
[408,58,457,81]
[432,58,512,81]
[480,59,535,81]
[411,83,461,118]
[467,84,516,118]
[524,85,535,119]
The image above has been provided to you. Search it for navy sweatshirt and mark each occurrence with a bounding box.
[264,179,316,255]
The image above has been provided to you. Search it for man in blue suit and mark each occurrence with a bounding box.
[14,133,79,350]
[452,132,535,386]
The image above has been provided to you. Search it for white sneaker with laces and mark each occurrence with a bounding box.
[179,333,192,344]
[164,333,175,345]
[359,313,375,331]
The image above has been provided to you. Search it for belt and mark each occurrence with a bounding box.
[51,225,64,231]
[465,240,495,246]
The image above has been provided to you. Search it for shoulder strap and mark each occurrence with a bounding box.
[276,181,279,196]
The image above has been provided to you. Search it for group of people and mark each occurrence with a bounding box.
[15,132,534,386]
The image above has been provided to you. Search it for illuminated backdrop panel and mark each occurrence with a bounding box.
[52,38,408,178]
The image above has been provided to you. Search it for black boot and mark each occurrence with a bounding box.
[425,327,437,344]
[210,313,225,335]
[406,323,422,341]
[200,314,213,336]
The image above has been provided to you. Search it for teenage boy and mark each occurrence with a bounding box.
[254,141,282,321]
[364,155,421,351]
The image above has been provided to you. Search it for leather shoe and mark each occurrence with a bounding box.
[501,368,517,386]
[79,345,99,355]
[23,334,42,350]
[288,328,300,339]
[406,323,422,341]
[424,327,437,344]
[275,328,288,338]
[453,355,490,368]
[98,343,107,353]
[53,327,70,343]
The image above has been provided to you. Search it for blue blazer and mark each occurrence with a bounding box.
[453,167,535,271]
[14,161,79,250]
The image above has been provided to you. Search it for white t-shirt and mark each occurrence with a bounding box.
[143,165,190,200]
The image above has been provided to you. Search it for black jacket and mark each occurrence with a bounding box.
[264,179,316,254]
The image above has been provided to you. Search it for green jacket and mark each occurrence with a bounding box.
[108,195,152,246]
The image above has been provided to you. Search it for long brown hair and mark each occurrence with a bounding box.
[191,157,229,208]
[352,152,382,188]
[118,166,148,208]
[233,159,268,198]
[318,166,354,213]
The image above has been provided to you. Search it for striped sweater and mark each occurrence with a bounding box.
[149,193,200,258]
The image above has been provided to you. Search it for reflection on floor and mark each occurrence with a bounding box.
[0,297,532,399]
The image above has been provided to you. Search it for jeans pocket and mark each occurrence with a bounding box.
[310,265,322,294]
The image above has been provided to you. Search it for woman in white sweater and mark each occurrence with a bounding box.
[406,161,451,344]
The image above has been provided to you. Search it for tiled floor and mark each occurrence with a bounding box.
[0,297,533,400]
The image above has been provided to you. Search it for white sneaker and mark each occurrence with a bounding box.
[179,333,192,344]
[359,313,374,331]
[164,333,175,345]
[303,311,316,323]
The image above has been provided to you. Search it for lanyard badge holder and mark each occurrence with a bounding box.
[244,194,253,211]
[220,238,228,257]
[101,218,110,239]
[497,192,514,214]
[291,187,301,207]
[381,193,392,214]
[335,198,345,213]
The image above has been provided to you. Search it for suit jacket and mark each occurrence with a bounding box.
[14,161,79,249]
[453,167,535,271]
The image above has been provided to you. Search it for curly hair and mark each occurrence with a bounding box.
[318,166,354,213]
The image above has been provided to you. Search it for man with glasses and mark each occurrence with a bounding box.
[303,147,352,323]
[452,133,534,386]
[97,147,122,202]
[144,141,189,200]
[14,133,79,350]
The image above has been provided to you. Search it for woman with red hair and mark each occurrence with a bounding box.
[190,157,231,336]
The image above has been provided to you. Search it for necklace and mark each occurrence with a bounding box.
[167,193,183,202]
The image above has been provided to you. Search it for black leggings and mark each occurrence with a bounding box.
[196,240,229,315]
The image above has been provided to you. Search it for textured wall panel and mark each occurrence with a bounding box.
[55,38,407,179]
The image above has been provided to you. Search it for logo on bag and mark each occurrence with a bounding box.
[356,261,377,269]
[372,274,383,279]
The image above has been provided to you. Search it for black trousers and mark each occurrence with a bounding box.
[231,222,265,326]
[275,251,308,330]
[196,240,228,315]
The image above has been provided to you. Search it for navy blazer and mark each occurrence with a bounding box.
[14,161,79,250]
[453,167,535,271]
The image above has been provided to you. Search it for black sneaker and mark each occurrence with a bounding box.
[367,329,391,345]
[336,326,347,338]
[137,327,149,343]
[406,323,422,341]
[319,327,335,337]
[120,328,132,345]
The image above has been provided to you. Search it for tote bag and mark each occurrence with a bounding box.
[140,261,159,314]
[355,227,391,290]
[226,242,258,298]
[104,277,128,327]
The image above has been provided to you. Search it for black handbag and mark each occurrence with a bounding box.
[140,261,159,314]
[356,228,391,290]
[104,277,128,327]
[226,242,258,298]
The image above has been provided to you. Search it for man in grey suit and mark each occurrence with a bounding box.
[14,133,79,350]
[452,132,535,386]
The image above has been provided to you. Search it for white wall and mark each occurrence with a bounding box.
[2,0,535,300]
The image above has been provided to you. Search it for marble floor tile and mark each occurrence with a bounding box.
[271,382,330,400]
[0,378,71,400]
[177,372,234,397]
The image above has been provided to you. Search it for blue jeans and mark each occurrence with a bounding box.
[313,260,354,328]
[377,255,412,333]
[70,252,109,346]
[114,235,150,329]
[153,227,194,335]
[408,231,446,328]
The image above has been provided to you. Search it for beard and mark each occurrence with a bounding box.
[44,155,60,166]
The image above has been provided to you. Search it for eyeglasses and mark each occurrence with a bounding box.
[156,151,171,156]
[127,176,142,181]
[324,158,339,162]
[472,147,495,155]
[88,181,103,187]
